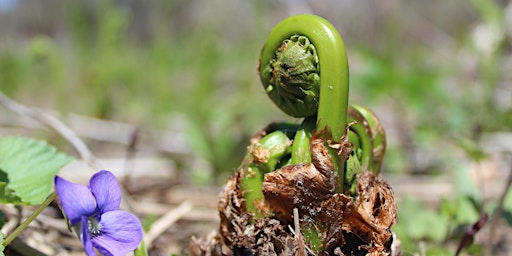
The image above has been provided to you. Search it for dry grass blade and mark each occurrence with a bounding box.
[145,201,193,248]
[485,158,512,255]
[0,91,95,165]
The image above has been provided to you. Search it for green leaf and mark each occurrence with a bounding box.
[0,211,5,229]
[0,137,74,205]
[454,197,480,224]
[0,231,4,256]
[453,166,480,200]
[455,138,488,162]
[133,239,148,256]
[394,197,449,243]
[0,181,22,204]
[502,186,512,225]
[425,246,456,256]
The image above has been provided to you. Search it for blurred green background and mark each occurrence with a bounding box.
[0,0,511,253]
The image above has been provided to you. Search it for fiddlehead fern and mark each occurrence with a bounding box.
[260,35,320,118]
[349,104,386,174]
[191,14,397,256]
[259,14,349,141]
[259,14,350,196]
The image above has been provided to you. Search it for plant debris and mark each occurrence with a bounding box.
[190,128,399,256]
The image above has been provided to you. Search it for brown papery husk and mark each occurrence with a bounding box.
[190,128,400,256]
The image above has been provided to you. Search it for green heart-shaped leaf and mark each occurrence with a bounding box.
[0,137,74,205]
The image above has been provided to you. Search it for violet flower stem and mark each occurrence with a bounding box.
[3,192,57,247]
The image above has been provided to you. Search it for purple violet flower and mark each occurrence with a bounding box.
[54,170,143,256]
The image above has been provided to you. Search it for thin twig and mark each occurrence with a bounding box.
[119,126,142,214]
[294,208,307,256]
[123,125,141,187]
[486,157,512,254]
[0,91,95,165]
[289,208,316,255]
[144,201,192,248]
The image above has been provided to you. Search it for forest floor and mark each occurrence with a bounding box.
[0,113,511,255]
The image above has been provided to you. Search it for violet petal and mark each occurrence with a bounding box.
[81,216,96,256]
[88,170,122,214]
[92,210,143,256]
[54,176,96,226]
